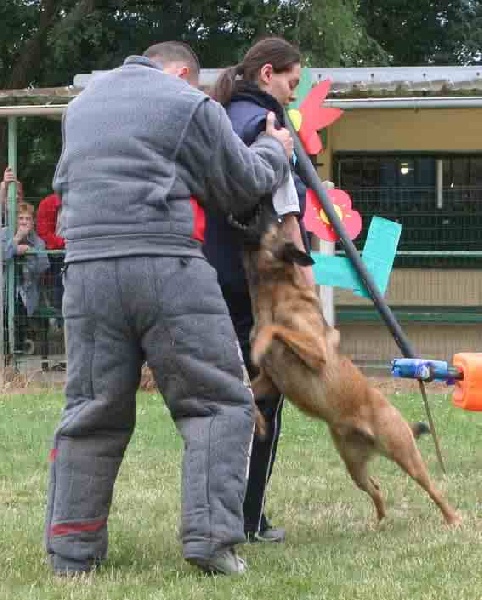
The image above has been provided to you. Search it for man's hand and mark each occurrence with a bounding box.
[265,111,293,158]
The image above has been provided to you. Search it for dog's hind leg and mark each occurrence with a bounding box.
[384,430,460,525]
[330,428,386,522]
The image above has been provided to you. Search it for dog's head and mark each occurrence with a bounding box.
[256,223,314,276]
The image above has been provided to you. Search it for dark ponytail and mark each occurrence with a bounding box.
[210,37,300,105]
[210,65,243,105]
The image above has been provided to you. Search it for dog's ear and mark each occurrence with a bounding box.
[277,242,315,266]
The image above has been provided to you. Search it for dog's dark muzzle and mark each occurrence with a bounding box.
[227,197,278,249]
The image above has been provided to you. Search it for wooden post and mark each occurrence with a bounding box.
[317,180,336,326]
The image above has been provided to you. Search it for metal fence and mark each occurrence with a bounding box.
[1,185,65,374]
[2,249,65,373]
[344,186,482,268]
[3,186,482,374]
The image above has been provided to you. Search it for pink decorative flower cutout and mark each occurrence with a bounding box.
[304,188,362,242]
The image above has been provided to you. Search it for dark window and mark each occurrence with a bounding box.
[333,153,482,266]
[362,157,379,187]
[469,156,482,186]
[445,157,470,187]
[415,157,435,187]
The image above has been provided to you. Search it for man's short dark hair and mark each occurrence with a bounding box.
[143,41,200,75]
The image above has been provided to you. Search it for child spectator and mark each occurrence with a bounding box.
[36,193,64,250]
[2,202,50,353]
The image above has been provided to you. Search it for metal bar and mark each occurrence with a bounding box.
[7,116,17,366]
[323,97,482,110]
[0,246,2,387]
[2,97,482,119]
[335,250,482,257]
[398,250,482,257]
[25,249,65,255]
[0,105,67,118]
[0,169,3,385]
[285,110,446,472]
[436,160,444,209]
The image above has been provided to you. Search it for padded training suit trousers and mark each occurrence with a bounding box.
[45,255,254,572]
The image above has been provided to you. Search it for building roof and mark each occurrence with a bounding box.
[74,66,482,98]
[2,66,482,115]
[309,66,482,98]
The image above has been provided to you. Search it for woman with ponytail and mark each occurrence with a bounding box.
[204,36,313,544]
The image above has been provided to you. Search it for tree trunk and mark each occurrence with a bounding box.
[6,0,97,90]
[6,0,59,89]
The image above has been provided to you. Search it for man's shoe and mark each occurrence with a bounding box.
[50,554,97,576]
[246,525,286,543]
[188,548,247,575]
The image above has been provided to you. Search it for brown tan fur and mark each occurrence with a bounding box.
[245,224,460,526]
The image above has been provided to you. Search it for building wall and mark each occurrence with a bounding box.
[318,106,482,362]
[329,107,482,153]
[319,106,482,182]
[337,322,482,364]
[335,269,482,307]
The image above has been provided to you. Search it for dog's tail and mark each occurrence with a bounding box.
[411,421,431,438]
[252,324,325,372]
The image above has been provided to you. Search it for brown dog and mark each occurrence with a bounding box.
[245,224,460,526]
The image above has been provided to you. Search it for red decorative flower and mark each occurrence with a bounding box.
[304,188,362,242]
[288,80,343,155]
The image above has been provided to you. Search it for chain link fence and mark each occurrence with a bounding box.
[339,185,482,269]
[8,252,65,369]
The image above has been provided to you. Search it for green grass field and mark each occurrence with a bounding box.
[1,390,481,600]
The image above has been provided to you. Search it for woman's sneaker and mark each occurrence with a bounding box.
[246,515,286,543]
[188,548,246,575]
[246,526,286,543]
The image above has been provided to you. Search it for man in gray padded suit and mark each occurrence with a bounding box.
[45,41,293,576]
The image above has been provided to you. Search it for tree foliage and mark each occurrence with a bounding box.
[1,0,480,93]
[358,0,482,65]
[0,0,480,197]
[0,0,386,91]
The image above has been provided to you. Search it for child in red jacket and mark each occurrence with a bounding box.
[37,193,64,250]
[37,193,64,312]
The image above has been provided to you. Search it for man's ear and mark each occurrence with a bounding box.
[277,242,315,266]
